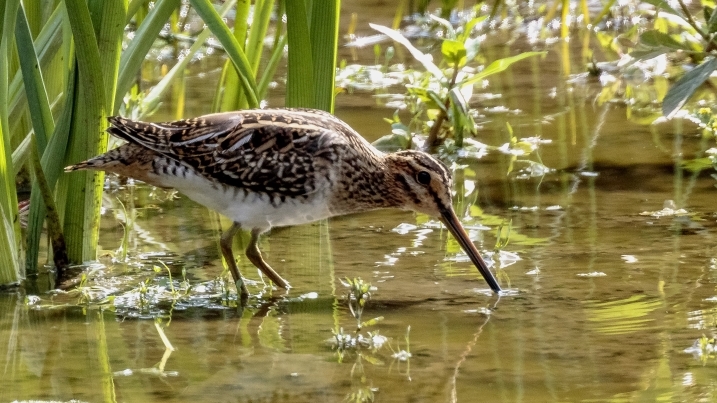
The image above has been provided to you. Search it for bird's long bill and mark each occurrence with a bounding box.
[440,208,502,293]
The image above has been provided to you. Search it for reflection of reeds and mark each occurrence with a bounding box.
[450,299,498,403]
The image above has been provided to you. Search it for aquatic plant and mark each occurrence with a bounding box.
[625,0,717,118]
[340,277,384,332]
[368,15,544,150]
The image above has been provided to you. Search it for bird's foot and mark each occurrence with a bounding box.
[236,278,249,304]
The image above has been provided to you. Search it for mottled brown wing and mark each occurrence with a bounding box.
[109,112,347,197]
[186,124,343,197]
[107,115,239,156]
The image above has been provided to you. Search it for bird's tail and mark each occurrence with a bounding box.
[64,148,125,172]
[107,116,171,154]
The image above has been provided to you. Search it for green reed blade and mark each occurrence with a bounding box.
[9,3,62,134]
[144,0,236,115]
[285,0,313,108]
[309,0,339,113]
[216,0,246,111]
[127,0,148,24]
[257,34,287,100]
[190,0,259,108]
[15,4,54,153]
[92,0,126,113]
[116,0,180,114]
[29,131,68,269]
[25,54,76,274]
[246,0,274,75]
[0,202,20,284]
[0,0,22,285]
[62,0,111,263]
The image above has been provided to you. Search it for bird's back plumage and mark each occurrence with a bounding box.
[99,109,380,197]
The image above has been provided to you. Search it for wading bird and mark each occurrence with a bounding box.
[66,109,502,299]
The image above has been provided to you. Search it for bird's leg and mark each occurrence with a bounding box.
[245,228,290,289]
[220,222,249,298]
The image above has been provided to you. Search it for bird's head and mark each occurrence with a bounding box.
[384,150,455,217]
[385,150,502,293]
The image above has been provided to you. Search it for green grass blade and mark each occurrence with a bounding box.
[257,34,286,99]
[246,0,274,75]
[592,0,617,26]
[15,4,54,153]
[9,3,62,128]
[29,131,68,270]
[65,0,105,115]
[127,0,148,23]
[213,63,229,112]
[23,0,41,36]
[63,0,109,263]
[144,0,236,114]
[10,132,29,176]
[93,0,126,113]
[0,202,20,284]
[216,0,245,111]
[25,59,76,274]
[190,0,259,108]
[115,0,180,114]
[0,0,22,284]
[285,0,313,107]
[309,0,339,112]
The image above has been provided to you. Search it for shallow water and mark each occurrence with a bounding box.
[4,5,717,403]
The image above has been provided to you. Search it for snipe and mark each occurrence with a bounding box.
[66,108,502,298]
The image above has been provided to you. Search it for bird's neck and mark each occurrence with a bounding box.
[330,156,404,216]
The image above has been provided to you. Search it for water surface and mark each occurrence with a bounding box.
[3,4,717,402]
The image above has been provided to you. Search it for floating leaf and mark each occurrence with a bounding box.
[682,157,713,172]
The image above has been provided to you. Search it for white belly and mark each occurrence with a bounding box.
[150,170,333,231]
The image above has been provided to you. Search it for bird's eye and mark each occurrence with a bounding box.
[416,171,431,185]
